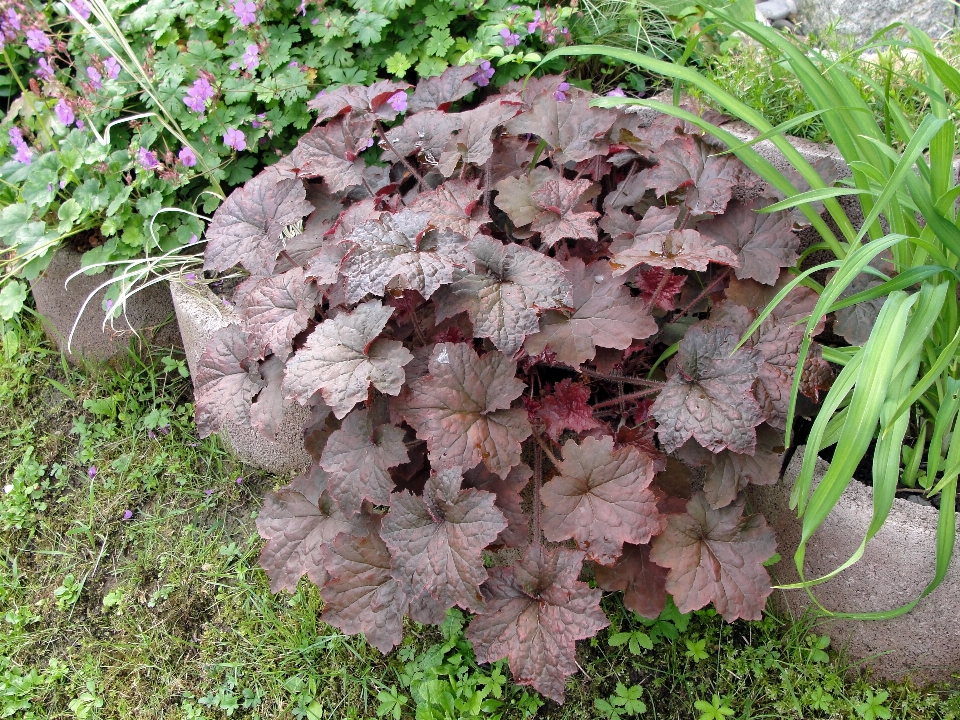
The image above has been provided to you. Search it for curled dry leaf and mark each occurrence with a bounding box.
[541,435,662,565]
[194,324,262,438]
[494,166,561,229]
[398,342,531,478]
[439,236,572,357]
[204,167,314,276]
[650,492,776,621]
[283,300,413,418]
[525,258,656,368]
[593,543,668,619]
[319,407,409,518]
[380,468,507,613]
[652,325,764,454]
[465,543,608,703]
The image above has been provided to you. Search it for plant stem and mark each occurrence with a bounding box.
[533,430,561,467]
[579,368,665,387]
[534,441,542,545]
[644,269,671,310]
[672,267,733,321]
[591,386,661,411]
[376,120,425,187]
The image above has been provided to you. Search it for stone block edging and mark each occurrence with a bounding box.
[750,450,960,683]
[170,280,312,476]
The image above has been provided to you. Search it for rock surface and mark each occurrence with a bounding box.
[796,0,957,43]
[171,280,312,475]
[750,450,960,683]
[29,246,180,364]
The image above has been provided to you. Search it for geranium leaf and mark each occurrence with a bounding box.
[651,325,764,454]
[407,64,477,113]
[593,543,668,619]
[194,324,261,438]
[463,463,532,548]
[610,227,739,276]
[493,166,560,229]
[397,342,531,478]
[537,379,602,441]
[250,354,293,439]
[505,93,616,163]
[204,167,314,276]
[696,199,799,285]
[525,258,656,368]
[283,300,413,418]
[256,465,357,593]
[438,101,522,177]
[529,178,600,248]
[320,407,409,517]
[307,79,411,123]
[641,135,743,216]
[286,116,374,194]
[465,543,608,703]
[239,267,320,361]
[339,208,471,303]
[634,266,687,311]
[439,236,572,356]
[678,425,784,509]
[380,468,507,613]
[379,110,463,163]
[541,435,662,565]
[649,492,776,621]
[320,517,411,653]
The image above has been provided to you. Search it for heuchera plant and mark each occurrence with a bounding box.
[193,68,833,703]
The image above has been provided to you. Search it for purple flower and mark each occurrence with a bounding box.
[36,58,55,80]
[148,430,156,440]
[183,77,214,113]
[311,17,319,24]
[8,128,32,164]
[86,66,102,90]
[69,0,92,20]
[527,9,540,34]
[55,99,74,126]
[123,509,133,520]
[205,489,214,496]
[229,62,239,71]
[387,91,407,113]
[88,466,97,479]
[185,272,196,285]
[104,57,121,80]
[235,477,242,485]
[26,29,50,52]
[606,86,626,97]
[469,60,494,88]
[189,233,198,244]
[105,299,113,310]
[3,8,20,31]
[554,81,570,102]
[297,0,307,14]
[231,0,256,26]
[137,147,159,170]
[222,127,246,151]
[242,44,259,72]
[178,146,197,167]
[159,425,170,435]
[76,119,84,130]
[499,27,520,49]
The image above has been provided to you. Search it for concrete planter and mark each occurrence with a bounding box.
[750,451,960,683]
[170,280,312,476]
[29,246,180,364]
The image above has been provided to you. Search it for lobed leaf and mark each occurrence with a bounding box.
[465,543,608,703]
[529,178,601,248]
[649,493,776,621]
[463,463,532,548]
[641,135,743,216]
[283,300,413,418]
[194,324,262,438]
[307,79,411,123]
[505,92,616,163]
[239,267,320,361]
[380,468,507,613]
[397,342,531,478]
[541,435,662,565]
[593,543,668,619]
[286,116,375,194]
[537,379,602,441]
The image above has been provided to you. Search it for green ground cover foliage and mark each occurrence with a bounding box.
[0,313,958,718]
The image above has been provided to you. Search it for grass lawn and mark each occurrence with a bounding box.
[1,313,958,719]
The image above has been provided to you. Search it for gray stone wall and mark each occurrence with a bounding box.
[796,0,957,43]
